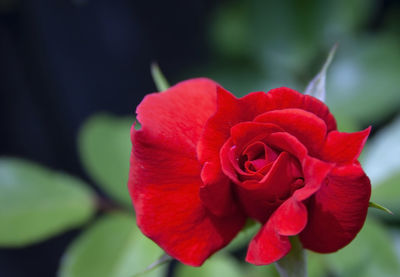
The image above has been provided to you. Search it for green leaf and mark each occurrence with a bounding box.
[150,63,170,92]
[176,254,243,277]
[58,212,166,277]
[324,217,400,277]
[275,236,307,277]
[0,158,95,247]
[369,201,393,215]
[78,113,133,207]
[304,44,337,102]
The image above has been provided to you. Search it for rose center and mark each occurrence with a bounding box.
[224,139,305,223]
[239,141,279,173]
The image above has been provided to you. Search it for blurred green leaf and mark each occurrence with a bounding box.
[78,113,133,207]
[275,236,306,277]
[59,212,165,277]
[0,158,95,247]
[151,63,170,92]
[209,1,252,59]
[324,217,400,277]
[327,35,400,123]
[176,254,243,277]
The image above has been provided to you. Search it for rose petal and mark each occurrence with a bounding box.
[245,155,333,265]
[230,121,284,153]
[197,87,271,164]
[266,87,337,132]
[262,132,308,161]
[246,220,291,265]
[199,162,238,216]
[246,197,307,265]
[235,152,302,223]
[224,122,284,182]
[129,129,246,266]
[220,138,241,184]
[294,156,334,201]
[300,164,371,253]
[137,78,218,156]
[273,197,308,236]
[196,89,271,216]
[254,109,327,154]
[321,127,371,164]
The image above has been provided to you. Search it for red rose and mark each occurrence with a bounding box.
[128,78,371,266]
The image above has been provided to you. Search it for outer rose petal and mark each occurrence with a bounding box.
[300,164,371,253]
[199,162,239,216]
[254,109,327,155]
[321,127,371,164]
[246,219,291,265]
[137,78,218,156]
[198,86,337,165]
[230,122,284,152]
[197,87,270,164]
[266,87,337,132]
[130,78,246,265]
[246,197,308,265]
[130,128,246,266]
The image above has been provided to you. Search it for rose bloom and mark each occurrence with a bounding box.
[128,78,371,266]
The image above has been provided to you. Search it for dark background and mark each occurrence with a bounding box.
[0,1,214,276]
[0,0,399,276]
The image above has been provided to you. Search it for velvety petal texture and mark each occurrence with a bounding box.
[129,78,371,267]
[300,164,371,253]
[129,79,246,266]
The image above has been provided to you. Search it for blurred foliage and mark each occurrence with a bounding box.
[176,254,243,277]
[2,0,400,276]
[78,113,134,207]
[187,0,400,128]
[320,217,400,277]
[0,158,95,247]
[58,212,165,277]
[327,36,400,124]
